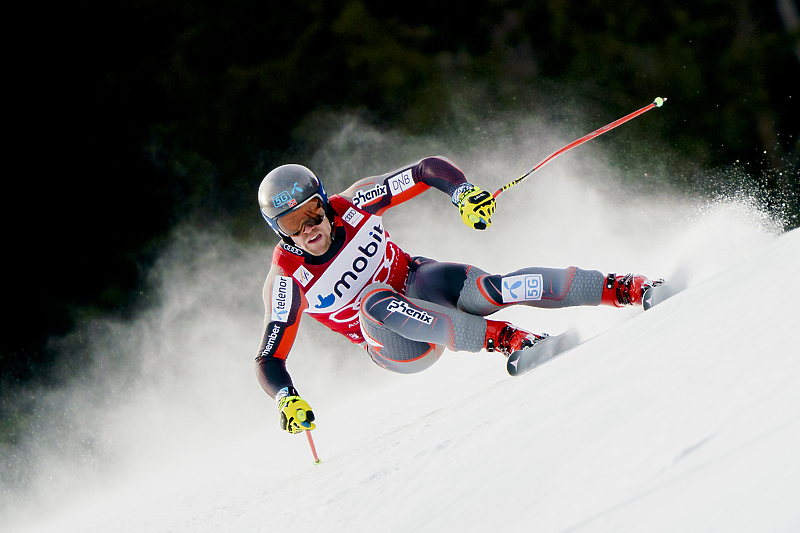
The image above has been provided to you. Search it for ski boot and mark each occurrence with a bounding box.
[601,273,665,308]
[485,320,548,357]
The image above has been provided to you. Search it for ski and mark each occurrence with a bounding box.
[508,279,685,377]
[507,329,581,376]
[642,279,683,310]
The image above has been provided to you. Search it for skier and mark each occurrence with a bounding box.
[256,157,656,434]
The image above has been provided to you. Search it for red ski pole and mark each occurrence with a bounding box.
[305,430,321,465]
[493,97,666,199]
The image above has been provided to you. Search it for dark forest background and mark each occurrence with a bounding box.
[4,0,799,397]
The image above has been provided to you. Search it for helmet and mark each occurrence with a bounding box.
[258,164,328,237]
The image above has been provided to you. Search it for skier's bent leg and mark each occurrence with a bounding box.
[361,283,550,365]
[361,325,445,374]
[457,266,606,315]
[406,258,653,315]
[403,258,585,313]
[459,267,655,313]
[359,284,451,374]
[360,282,548,366]
[361,283,486,353]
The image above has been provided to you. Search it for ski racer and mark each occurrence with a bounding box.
[256,157,657,434]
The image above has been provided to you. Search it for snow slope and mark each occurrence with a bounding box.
[4,156,799,532]
[9,227,799,533]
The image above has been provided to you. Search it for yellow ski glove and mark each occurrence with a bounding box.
[455,184,496,230]
[276,387,316,434]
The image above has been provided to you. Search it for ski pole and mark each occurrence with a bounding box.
[493,97,666,199]
[305,430,321,465]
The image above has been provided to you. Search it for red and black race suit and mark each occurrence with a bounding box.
[255,156,470,398]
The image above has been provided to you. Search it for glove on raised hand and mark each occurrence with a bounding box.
[276,387,316,434]
[453,184,496,230]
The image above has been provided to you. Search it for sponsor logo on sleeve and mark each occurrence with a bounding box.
[261,323,283,356]
[342,207,365,227]
[271,276,293,322]
[386,299,434,324]
[353,183,388,207]
[293,265,313,286]
[388,169,414,195]
[501,274,543,303]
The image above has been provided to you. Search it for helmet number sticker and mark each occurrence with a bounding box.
[272,190,296,209]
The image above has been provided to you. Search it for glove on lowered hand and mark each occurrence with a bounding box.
[276,387,316,434]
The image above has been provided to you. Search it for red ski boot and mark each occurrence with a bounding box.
[601,273,653,307]
[484,320,547,357]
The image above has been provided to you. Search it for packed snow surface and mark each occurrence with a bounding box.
[4,161,799,532]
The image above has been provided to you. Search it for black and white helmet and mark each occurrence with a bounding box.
[258,164,328,237]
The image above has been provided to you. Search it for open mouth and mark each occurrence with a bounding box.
[307,233,322,244]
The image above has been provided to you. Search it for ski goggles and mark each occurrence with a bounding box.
[276,195,326,236]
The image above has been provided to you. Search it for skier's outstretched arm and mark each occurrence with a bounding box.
[339,156,496,229]
[255,265,316,433]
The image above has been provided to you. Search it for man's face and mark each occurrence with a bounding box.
[291,215,332,256]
